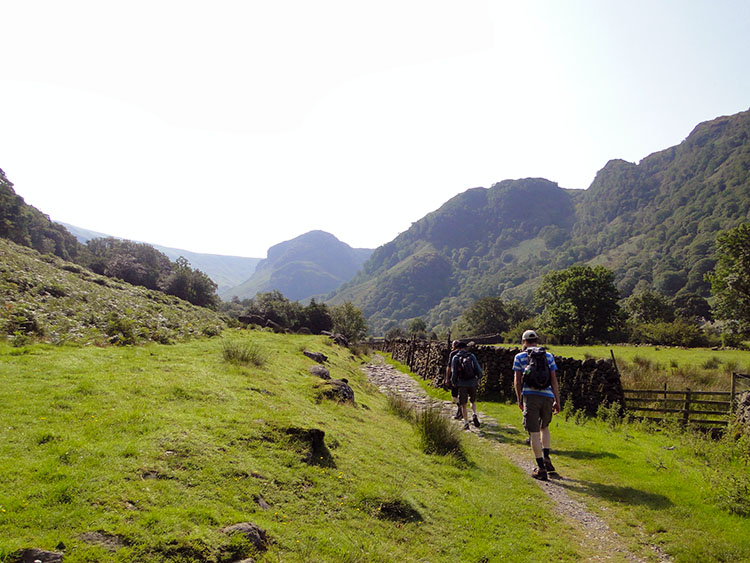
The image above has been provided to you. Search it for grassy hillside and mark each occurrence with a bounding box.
[0,238,225,345]
[0,333,586,562]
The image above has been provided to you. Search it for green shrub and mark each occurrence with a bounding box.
[386,393,414,422]
[629,320,709,347]
[596,401,624,430]
[105,311,137,345]
[222,340,268,367]
[701,356,722,370]
[415,406,463,456]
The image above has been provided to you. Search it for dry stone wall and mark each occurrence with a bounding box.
[374,339,625,415]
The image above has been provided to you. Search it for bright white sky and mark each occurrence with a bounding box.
[1,1,748,258]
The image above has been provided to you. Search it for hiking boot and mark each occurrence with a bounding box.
[524,436,531,446]
[463,422,470,430]
[531,468,548,481]
[454,406,463,420]
[472,414,480,428]
[543,458,556,472]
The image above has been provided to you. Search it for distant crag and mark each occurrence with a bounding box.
[222,230,373,302]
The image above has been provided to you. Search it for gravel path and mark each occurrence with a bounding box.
[363,356,671,563]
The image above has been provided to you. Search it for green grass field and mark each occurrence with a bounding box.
[404,358,750,563]
[535,345,750,392]
[1,332,587,562]
[3,334,750,562]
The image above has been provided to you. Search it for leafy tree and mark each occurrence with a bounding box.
[408,318,427,336]
[505,300,533,325]
[536,265,621,344]
[385,326,406,340]
[301,299,333,334]
[706,223,750,334]
[86,237,172,291]
[0,171,82,261]
[456,296,509,336]
[330,302,368,342]
[623,291,675,323]
[245,290,302,328]
[165,257,219,309]
[672,293,712,323]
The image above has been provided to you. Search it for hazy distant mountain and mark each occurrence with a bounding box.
[59,222,261,293]
[222,230,373,302]
[329,108,750,335]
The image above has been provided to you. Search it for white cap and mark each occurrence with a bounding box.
[521,330,538,342]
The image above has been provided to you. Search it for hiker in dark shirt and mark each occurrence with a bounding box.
[444,340,463,419]
[450,341,483,430]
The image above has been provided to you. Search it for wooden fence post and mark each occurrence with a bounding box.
[731,373,737,414]
[684,388,692,425]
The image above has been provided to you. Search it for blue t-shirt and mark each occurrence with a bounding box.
[513,349,557,398]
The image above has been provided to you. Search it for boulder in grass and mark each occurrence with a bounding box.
[220,522,269,552]
[309,365,331,379]
[9,548,63,563]
[304,350,328,363]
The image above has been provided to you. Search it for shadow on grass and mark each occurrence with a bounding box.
[554,449,620,460]
[474,418,523,443]
[559,479,674,510]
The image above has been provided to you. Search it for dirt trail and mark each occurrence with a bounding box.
[363,356,671,563]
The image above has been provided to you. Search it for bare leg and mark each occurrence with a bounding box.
[529,431,543,458]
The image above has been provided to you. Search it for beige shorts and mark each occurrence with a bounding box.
[523,394,553,433]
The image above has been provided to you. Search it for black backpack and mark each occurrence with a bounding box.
[524,347,551,389]
[455,351,477,380]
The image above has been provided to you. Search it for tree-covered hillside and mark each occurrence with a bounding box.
[0,172,221,308]
[0,168,81,261]
[330,109,750,335]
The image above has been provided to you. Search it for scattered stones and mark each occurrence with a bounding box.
[221,522,269,553]
[79,531,126,552]
[316,379,354,404]
[8,548,63,563]
[309,365,331,379]
[304,350,328,363]
[254,494,271,510]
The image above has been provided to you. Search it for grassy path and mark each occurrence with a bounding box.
[364,355,671,563]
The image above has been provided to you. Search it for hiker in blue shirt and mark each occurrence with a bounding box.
[513,330,560,481]
[450,341,483,430]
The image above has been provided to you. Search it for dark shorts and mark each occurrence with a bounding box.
[458,386,477,405]
[523,394,553,433]
[451,387,459,399]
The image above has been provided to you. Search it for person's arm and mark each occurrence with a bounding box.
[550,370,560,414]
[514,370,524,410]
[444,365,451,387]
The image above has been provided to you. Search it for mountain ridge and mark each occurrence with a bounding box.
[328,108,750,334]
